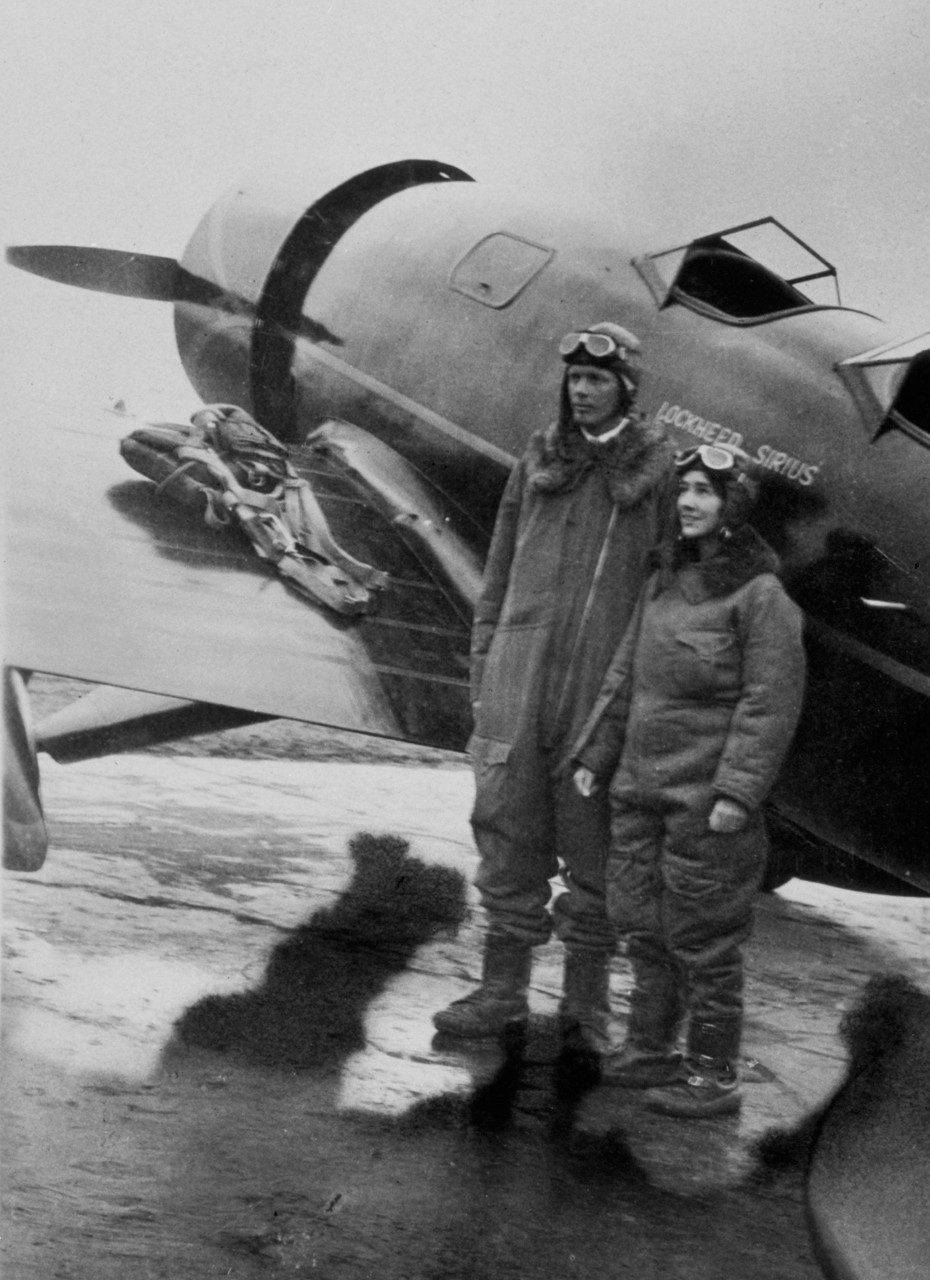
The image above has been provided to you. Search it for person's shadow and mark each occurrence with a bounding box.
[165,831,467,1071]
[163,826,606,1135]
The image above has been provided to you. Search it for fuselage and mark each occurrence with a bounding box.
[175,166,928,589]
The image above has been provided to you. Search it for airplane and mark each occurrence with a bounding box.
[5,155,930,898]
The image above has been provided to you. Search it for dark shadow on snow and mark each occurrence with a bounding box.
[154,829,903,1277]
[751,972,930,1279]
[165,832,467,1071]
[751,971,930,1180]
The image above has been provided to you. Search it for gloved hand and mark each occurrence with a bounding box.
[708,797,749,832]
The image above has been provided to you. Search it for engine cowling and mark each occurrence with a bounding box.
[174,160,473,439]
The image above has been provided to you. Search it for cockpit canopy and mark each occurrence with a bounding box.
[636,217,840,323]
[839,333,930,440]
[638,218,930,442]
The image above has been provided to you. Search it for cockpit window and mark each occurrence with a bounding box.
[893,351,930,435]
[451,233,553,309]
[838,335,930,439]
[636,218,840,324]
[672,244,810,317]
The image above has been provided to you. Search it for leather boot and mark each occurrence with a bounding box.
[559,949,613,1057]
[645,1019,742,1117]
[602,961,684,1087]
[432,934,531,1038]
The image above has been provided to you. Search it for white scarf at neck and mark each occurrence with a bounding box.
[579,416,629,445]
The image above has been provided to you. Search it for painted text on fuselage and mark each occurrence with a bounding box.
[655,401,819,486]
[655,402,743,449]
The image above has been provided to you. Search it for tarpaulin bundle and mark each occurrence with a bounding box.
[120,403,388,616]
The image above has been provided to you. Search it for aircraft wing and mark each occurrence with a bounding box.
[4,390,478,756]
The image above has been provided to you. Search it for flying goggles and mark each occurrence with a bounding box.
[559,331,630,361]
[674,444,739,472]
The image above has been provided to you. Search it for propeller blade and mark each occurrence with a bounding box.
[4,244,235,309]
[6,244,185,300]
[6,243,343,340]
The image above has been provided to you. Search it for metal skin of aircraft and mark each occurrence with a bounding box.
[6,157,930,899]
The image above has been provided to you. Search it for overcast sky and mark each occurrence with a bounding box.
[3,0,929,412]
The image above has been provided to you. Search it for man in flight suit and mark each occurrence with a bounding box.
[433,323,675,1055]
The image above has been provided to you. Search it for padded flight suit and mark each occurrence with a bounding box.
[470,417,673,956]
[575,532,805,1052]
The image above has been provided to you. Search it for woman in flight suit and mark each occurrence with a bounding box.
[573,444,805,1116]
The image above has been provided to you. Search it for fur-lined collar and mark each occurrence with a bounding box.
[654,524,781,600]
[526,413,674,509]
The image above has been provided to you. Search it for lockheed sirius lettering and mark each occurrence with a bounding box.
[655,401,743,449]
[655,402,820,486]
[752,442,820,486]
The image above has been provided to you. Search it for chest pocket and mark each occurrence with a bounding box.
[674,629,740,696]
